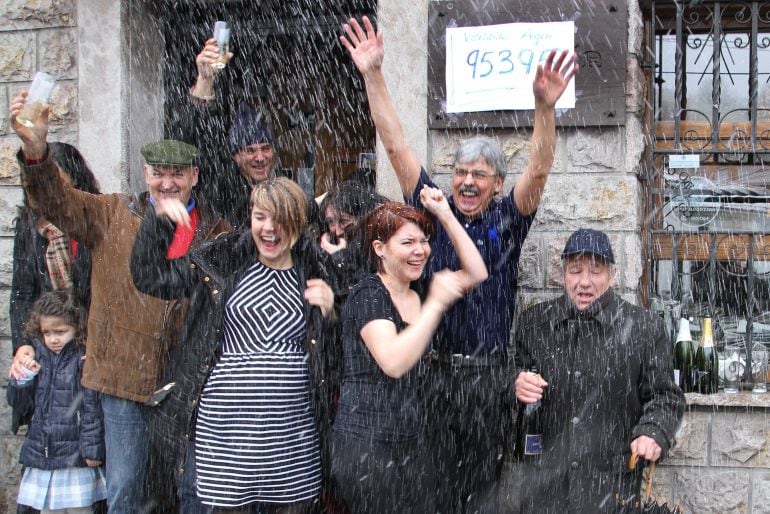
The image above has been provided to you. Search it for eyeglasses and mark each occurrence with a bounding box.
[453,168,496,181]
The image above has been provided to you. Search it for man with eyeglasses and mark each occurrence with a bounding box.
[342,16,578,513]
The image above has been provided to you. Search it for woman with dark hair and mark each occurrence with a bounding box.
[319,180,386,291]
[10,142,100,430]
[330,186,488,513]
[130,177,337,514]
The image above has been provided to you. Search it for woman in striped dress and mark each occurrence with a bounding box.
[130,178,337,513]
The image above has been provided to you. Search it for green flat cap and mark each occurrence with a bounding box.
[141,139,199,167]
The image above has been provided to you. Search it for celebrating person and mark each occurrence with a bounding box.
[9,90,230,513]
[341,16,578,512]
[331,186,488,513]
[513,229,685,513]
[130,177,338,513]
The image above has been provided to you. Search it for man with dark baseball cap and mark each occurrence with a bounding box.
[512,228,684,512]
[10,86,230,514]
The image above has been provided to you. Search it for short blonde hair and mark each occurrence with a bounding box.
[250,177,307,246]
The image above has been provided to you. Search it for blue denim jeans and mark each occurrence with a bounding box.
[101,394,148,514]
[178,439,212,514]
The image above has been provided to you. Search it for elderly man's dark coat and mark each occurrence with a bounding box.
[130,209,339,485]
[513,290,684,514]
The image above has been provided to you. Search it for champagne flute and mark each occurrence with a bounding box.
[212,21,230,70]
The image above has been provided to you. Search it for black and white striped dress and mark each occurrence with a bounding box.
[194,260,322,507]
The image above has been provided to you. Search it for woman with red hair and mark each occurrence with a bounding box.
[331,186,488,513]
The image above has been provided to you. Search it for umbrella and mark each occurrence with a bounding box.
[617,453,685,513]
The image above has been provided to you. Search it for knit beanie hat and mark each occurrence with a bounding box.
[227,102,275,154]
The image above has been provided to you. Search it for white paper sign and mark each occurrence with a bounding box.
[445,21,576,113]
[668,154,701,169]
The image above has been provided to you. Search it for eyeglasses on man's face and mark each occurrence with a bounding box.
[453,167,496,181]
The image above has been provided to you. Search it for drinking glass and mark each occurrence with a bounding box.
[17,72,56,128]
[212,21,230,69]
[751,345,768,393]
[722,344,744,393]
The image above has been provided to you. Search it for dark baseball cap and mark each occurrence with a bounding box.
[561,228,614,264]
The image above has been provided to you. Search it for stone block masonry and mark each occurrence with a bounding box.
[0,2,78,511]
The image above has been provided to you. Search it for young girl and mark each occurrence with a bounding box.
[7,290,106,514]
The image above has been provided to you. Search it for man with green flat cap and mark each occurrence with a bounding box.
[9,91,230,514]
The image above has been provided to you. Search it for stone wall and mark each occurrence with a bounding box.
[0,1,79,510]
[655,398,770,514]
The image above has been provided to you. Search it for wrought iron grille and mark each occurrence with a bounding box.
[644,0,770,388]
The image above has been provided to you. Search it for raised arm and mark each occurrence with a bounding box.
[341,16,422,197]
[360,271,465,379]
[420,185,488,289]
[10,92,110,246]
[190,37,232,100]
[513,49,578,216]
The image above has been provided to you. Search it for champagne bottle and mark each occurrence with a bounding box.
[674,317,695,393]
[695,317,718,394]
[515,366,544,461]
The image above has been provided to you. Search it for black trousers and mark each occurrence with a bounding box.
[423,360,512,514]
[330,431,436,514]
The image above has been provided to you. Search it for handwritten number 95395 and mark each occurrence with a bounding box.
[466,48,555,79]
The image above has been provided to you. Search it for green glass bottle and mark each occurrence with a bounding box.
[674,317,695,393]
[695,317,718,394]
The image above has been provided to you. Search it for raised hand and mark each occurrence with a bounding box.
[532,49,579,108]
[154,198,192,229]
[191,38,232,99]
[426,270,465,312]
[340,16,384,76]
[196,38,232,80]
[9,92,49,158]
[419,185,451,219]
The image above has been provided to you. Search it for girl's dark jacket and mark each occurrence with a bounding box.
[513,290,685,514]
[10,208,92,434]
[7,338,104,470]
[129,207,340,482]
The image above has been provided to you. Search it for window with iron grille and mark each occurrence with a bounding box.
[643,0,770,388]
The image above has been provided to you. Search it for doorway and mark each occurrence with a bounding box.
[158,0,378,197]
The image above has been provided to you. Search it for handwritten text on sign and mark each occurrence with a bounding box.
[445,21,576,113]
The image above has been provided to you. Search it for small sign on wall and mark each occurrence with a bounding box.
[427,0,627,128]
[445,22,575,113]
[668,154,701,169]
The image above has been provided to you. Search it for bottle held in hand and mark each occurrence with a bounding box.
[516,366,545,461]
